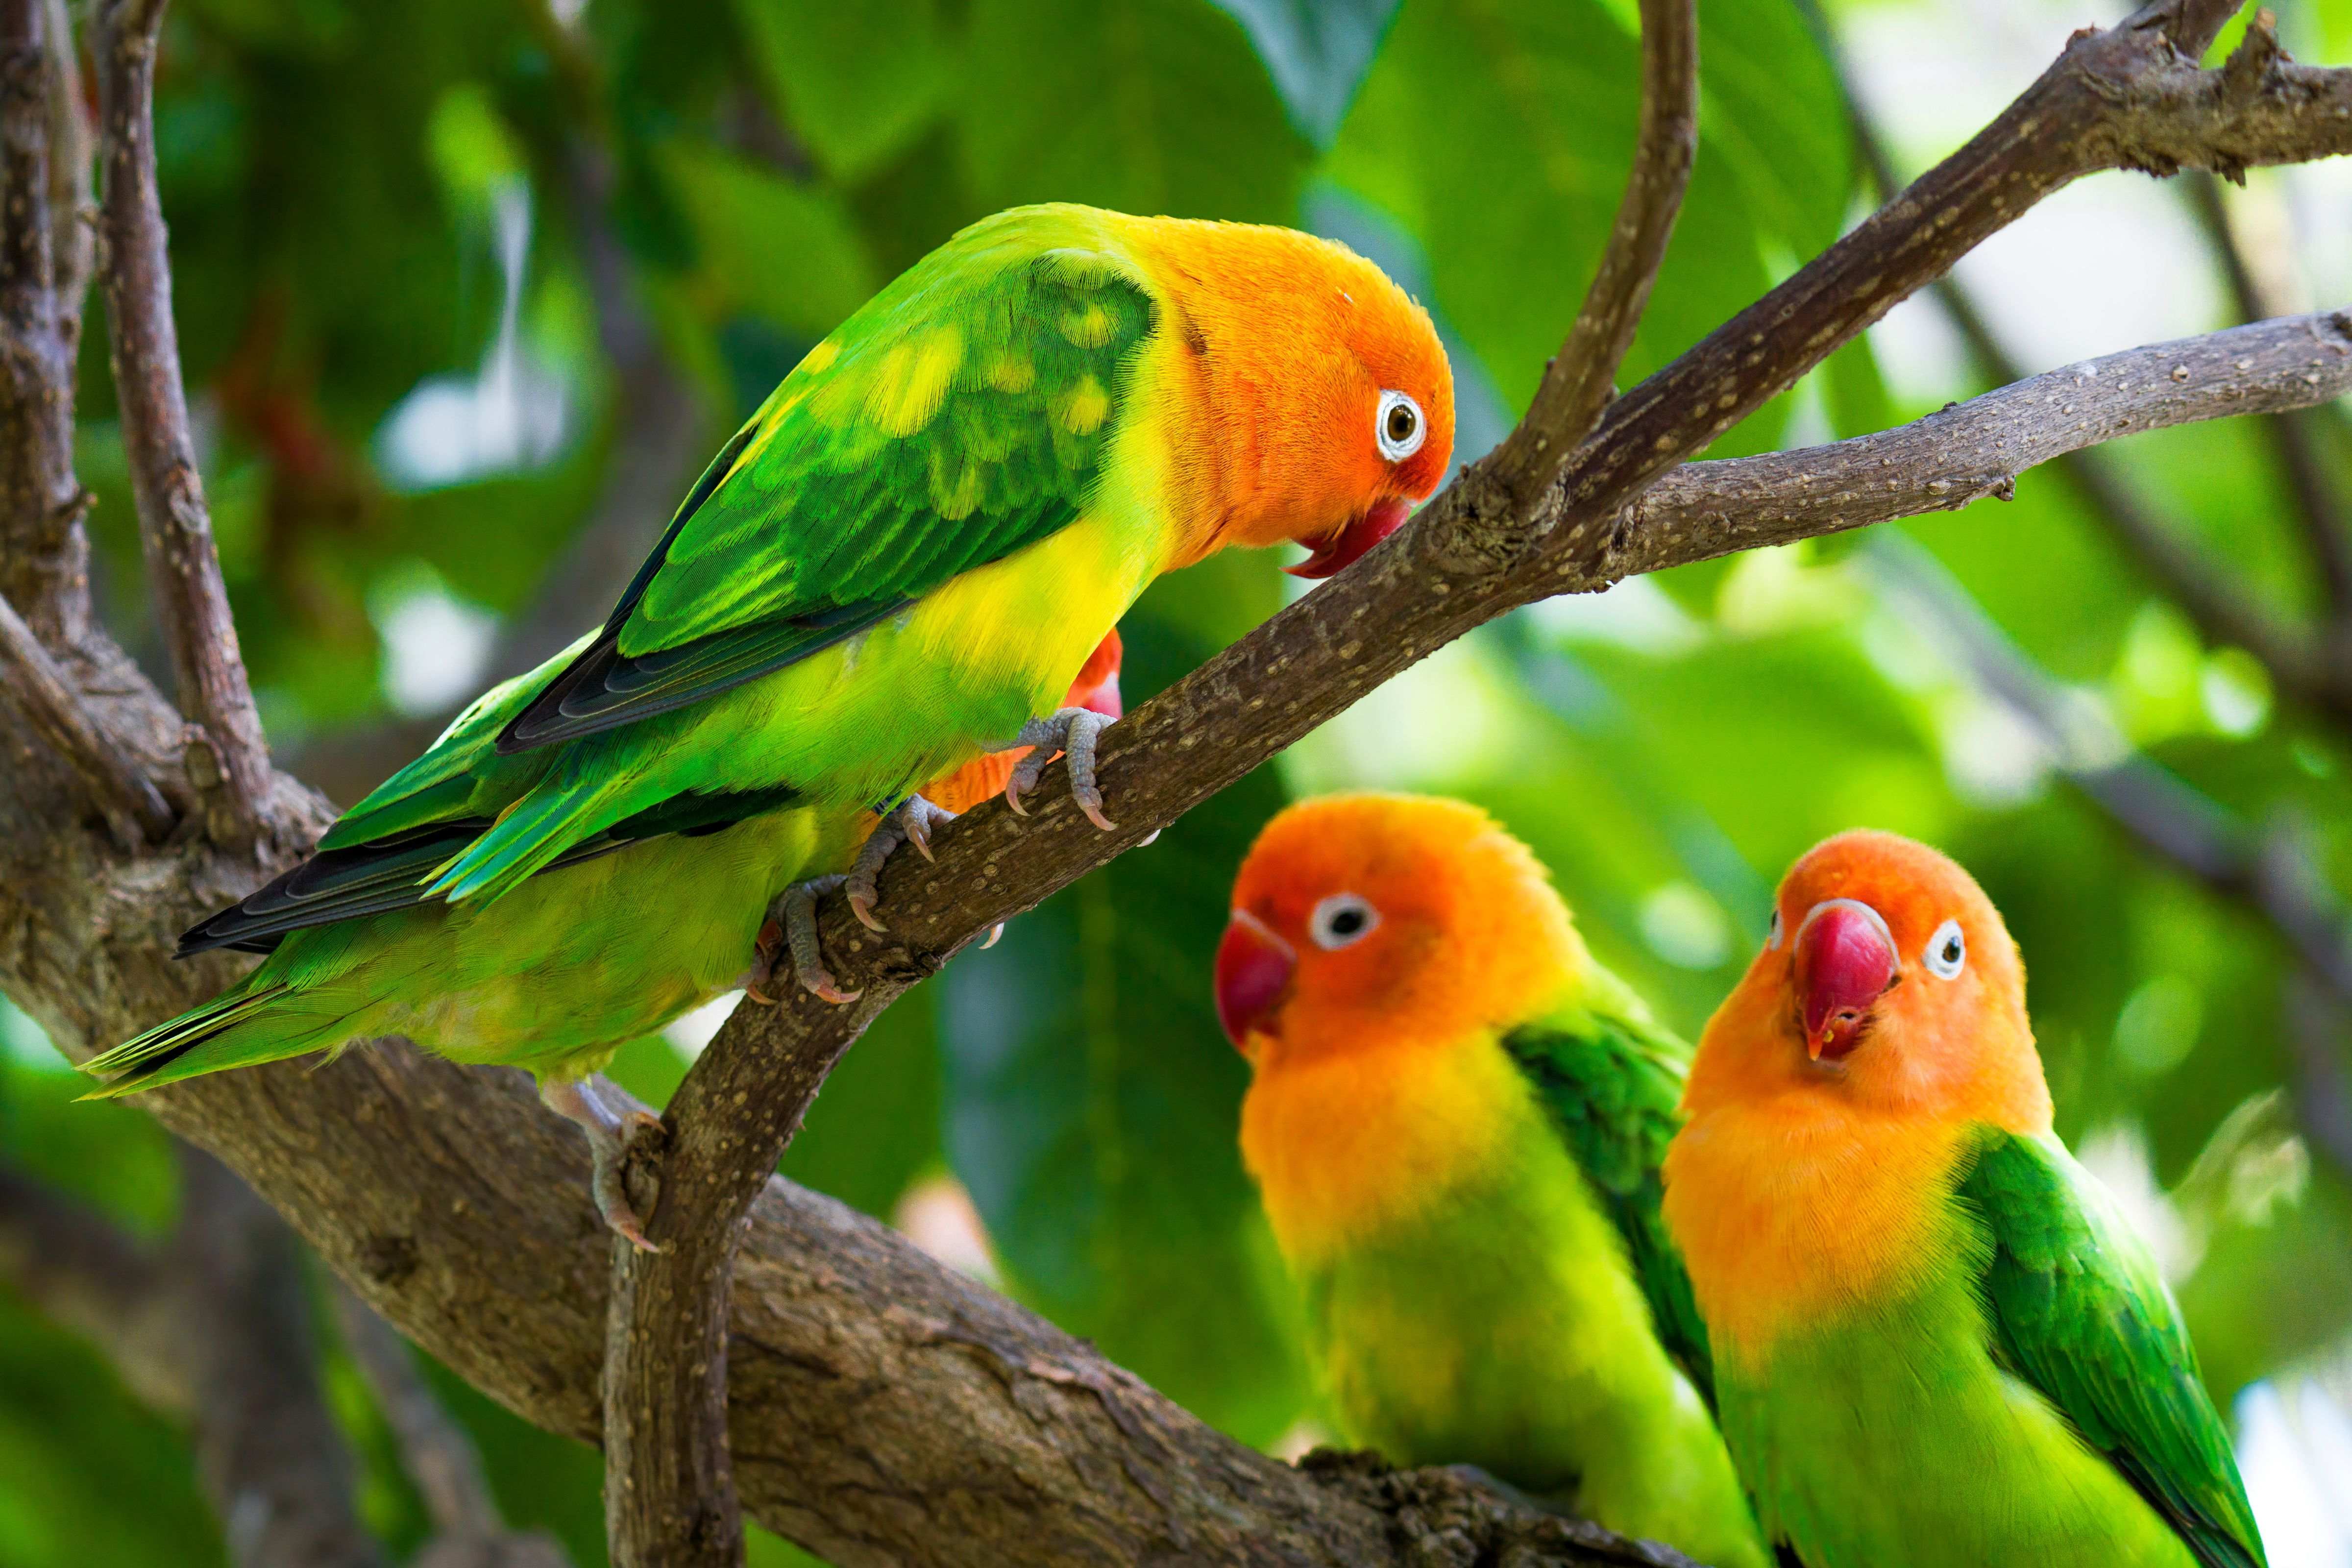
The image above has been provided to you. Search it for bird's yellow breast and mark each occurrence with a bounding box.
[1241,1034,1537,1270]
[1662,1097,1973,1369]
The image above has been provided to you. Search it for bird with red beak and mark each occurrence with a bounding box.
[1661,829,2260,1568]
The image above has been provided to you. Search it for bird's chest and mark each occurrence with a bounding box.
[1718,1283,2200,1568]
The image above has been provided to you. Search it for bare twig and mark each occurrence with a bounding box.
[0,589,173,843]
[2284,975,2352,1179]
[1847,50,2352,732]
[330,1283,573,1568]
[1614,310,2352,573]
[0,0,91,644]
[92,0,272,831]
[1490,0,1698,499]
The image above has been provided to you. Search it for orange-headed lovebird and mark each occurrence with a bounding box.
[1216,794,1768,1568]
[1662,830,2264,1568]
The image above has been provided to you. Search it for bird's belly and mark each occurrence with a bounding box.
[615,517,1147,814]
[1722,1284,2202,1568]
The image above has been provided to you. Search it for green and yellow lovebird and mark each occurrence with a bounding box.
[81,643,1123,1249]
[1663,830,2264,1568]
[1216,794,1767,1568]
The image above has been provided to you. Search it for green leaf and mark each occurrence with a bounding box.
[732,0,953,181]
[1205,0,1403,146]
[1325,0,1850,450]
[937,613,1310,1444]
[656,139,881,338]
[956,0,1313,222]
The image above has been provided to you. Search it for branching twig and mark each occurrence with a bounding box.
[92,0,272,832]
[1490,0,1698,499]
[0,589,173,843]
[0,0,92,644]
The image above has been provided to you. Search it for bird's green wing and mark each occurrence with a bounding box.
[1957,1127,2265,1568]
[1500,1009,1715,1407]
[495,230,1157,754]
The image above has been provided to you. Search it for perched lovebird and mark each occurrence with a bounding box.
[79,640,1124,1249]
[1218,794,1768,1568]
[322,201,1455,976]
[1662,830,2264,1568]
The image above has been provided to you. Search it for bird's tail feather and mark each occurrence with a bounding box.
[79,985,341,1097]
[423,769,634,906]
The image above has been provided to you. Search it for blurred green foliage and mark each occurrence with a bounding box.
[7,0,2352,1561]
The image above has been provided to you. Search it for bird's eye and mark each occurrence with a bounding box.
[1375,390,1425,462]
[1765,907,1784,951]
[1309,892,1381,951]
[1923,919,1965,980]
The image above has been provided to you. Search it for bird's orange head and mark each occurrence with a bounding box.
[1120,218,1455,579]
[1683,829,2050,1132]
[1216,793,1579,1073]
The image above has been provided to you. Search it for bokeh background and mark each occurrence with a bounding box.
[4,0,2352,1561]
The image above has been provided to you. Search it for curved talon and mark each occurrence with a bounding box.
[846,796,957,933]
[541,1079,665,1252]
[979,922,1005,950]
[776,875,861,1004]
[1001,707,1116,830]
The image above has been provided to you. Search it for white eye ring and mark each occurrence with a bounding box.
[1309,892,1380,951]
[1765,907,1784,950]
[1924,919,1966,980]
[1375,390,1425,462]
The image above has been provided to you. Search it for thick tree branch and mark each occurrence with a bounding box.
[92,0,272,832]
[0,0,92,644]
[0,588,173,843]
[1490,0,1698,498]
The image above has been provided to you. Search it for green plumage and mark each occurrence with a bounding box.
[1720,1127,2263,1568]
[326,207,1166,906]
[1291,980,1768,1568]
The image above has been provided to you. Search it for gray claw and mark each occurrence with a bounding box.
[758,875,859,1004]
[539,1077,665,1252]
[847,795,957,931]
[999,707,1115,829]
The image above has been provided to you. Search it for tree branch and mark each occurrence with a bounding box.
[92,0,272,833]
[0,0,92,645]
[1612,309,2352,573]
[1489,0,1698,498]
[0,587,173,844]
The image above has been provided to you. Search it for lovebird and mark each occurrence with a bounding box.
[316,200,1455,954]
[1217,794,1768,1568]
[1662,830,2264,1568]
[79,641,1123,1248]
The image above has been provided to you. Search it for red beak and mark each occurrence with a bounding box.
[1215,910,1296,1049]
[1794,899,1897,1061]
[1070,629,1123,719]
[1286,497,1412,580]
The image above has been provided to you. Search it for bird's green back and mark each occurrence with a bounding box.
[1956,1128,2264,1568]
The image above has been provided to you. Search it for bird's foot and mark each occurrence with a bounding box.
[845,794,957,932]
[993,706,1115,829]
[539,1076,666,1253]
[749,874,860,1005]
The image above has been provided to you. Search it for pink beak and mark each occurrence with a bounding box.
[1286,497,1412,580]
[1214,910,1296,1049]
[1795,900,1897,1061]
